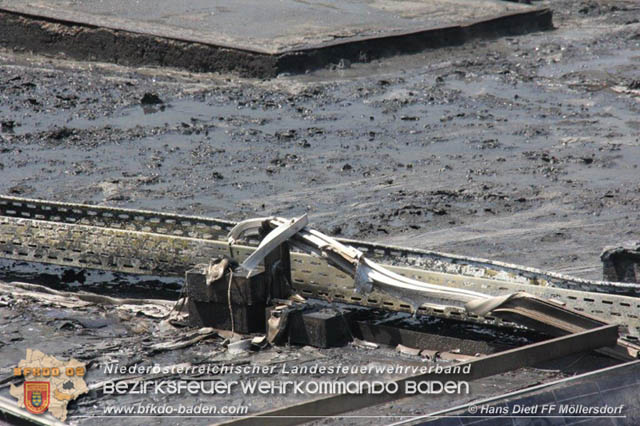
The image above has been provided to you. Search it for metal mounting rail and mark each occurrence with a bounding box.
[391,359,640,425]
[0,197,639,340]
[1,196,638,296]
[219,324,621,426]
[0,396,65,426]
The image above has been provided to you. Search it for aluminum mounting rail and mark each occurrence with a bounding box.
[1,195,639,297]
[236,217,639,360]
[219,324,621,426]
[229,216,490,309]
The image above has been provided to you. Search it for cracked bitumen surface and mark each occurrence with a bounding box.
[1,0,639,280]
[0,0,639,423]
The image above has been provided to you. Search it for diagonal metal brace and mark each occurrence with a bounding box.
[466,292,639,360]
[234,215,308,274]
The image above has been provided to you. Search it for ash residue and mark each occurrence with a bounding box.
[1,0,639,280]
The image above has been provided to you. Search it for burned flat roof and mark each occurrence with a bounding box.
[0,0,552,77]
[0,0,540,54]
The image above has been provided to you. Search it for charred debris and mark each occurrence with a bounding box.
[0,196,639,424]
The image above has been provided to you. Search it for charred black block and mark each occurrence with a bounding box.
[601,242,640,283]
[267,307,352,348]
[289,309,353,348]
[188,300,265,334]
[186,265,267,305]
[187,264,267,333]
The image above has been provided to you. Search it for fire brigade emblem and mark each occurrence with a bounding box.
[24,382,50,414]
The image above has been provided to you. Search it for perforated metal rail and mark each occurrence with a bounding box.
[0,196,638,340]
